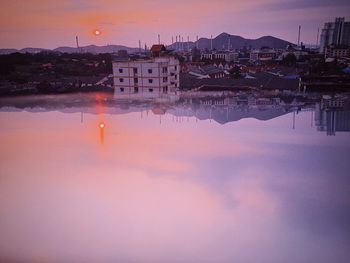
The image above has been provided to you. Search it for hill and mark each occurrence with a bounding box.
[168,32,292,50]
[0,45,141,55]
[0,33,292,55]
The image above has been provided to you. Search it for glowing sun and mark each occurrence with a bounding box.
[94,29,101,36]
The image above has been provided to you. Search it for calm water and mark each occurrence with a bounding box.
[0,92,350,263]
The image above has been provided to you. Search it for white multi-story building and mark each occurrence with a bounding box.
[113,54,180,96]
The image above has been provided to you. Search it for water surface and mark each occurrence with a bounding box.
[0,92,350,263]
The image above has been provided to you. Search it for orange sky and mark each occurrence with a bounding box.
[1,1,350,49]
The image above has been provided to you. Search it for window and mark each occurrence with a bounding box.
[148,88,153,92]
[148,79,153,83]
[175,66,177,71]
[119,78,124,83]
[134,78,138,84]
[162,67,168,73]
[163,77,168,83]
[120,87,124,92]
[134,87,138,93]
[163,86,168,93]
[148,69,153,74]
[133,68,138,74]
[119,68,123,73]
[174,75,177,80]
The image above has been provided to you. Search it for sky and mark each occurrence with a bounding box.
[1,0,350,49]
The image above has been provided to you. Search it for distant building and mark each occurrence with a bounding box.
[250,48,277,62]
[112,45,180,95]
[188,65,226,79]
[117,50,128,58]
[280,45,308,60]
[324,45,350,58]
[201,51,239,62]
[320,17,350,53]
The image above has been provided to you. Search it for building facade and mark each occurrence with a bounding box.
[324,45,350,58]
[113,56,180,95]
[249,48,277,62]
[201,51,239,62]
[320,17,350,53]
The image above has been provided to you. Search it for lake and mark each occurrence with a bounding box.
[0,91,350,263]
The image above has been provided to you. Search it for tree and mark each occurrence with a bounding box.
[229,66,242,79]
[282,53,297,66]
[191,47,201,62]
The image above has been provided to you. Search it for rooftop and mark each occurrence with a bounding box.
[150,44,166,53]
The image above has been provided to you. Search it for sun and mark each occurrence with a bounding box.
[94,29,101,36]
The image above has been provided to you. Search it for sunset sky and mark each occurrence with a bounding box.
[1,0,350,49]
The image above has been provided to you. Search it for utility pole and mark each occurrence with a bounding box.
[76,36,80,53]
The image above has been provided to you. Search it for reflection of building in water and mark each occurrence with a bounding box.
[315,97,350,135]
[3,91,349,133]
[112,87,180,103]
[112,45,180,96]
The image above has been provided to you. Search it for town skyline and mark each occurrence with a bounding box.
[1,0,350,49]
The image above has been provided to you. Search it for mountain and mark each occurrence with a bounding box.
[0,49,18,55]
[0,48,49,55]
[0,45,141,55]
[52,46,78,53]
[20,48,49,53]
[0,33,292,55]
[54,44,140,54]
[168,32,292,51]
